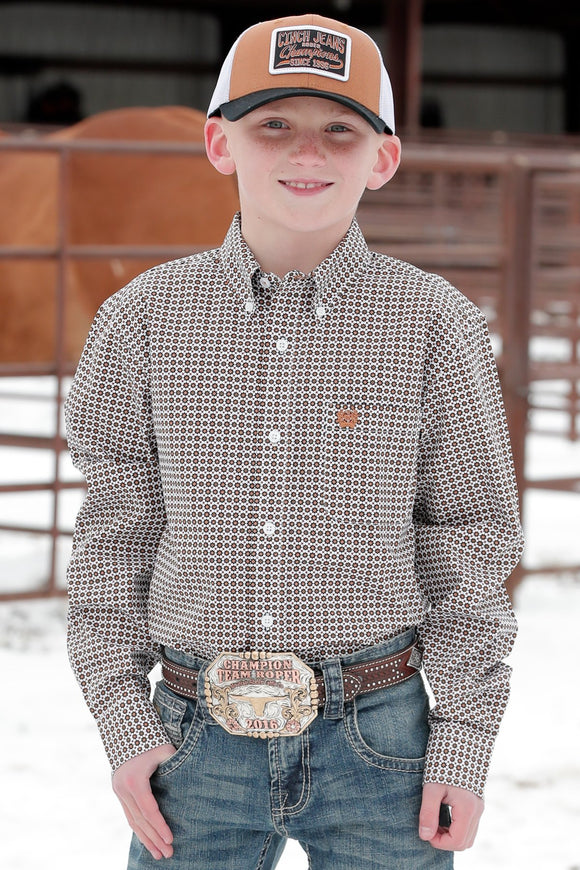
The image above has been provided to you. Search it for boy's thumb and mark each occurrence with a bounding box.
[418,784,445,840]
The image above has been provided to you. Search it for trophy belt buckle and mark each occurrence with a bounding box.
[204,650,319,738]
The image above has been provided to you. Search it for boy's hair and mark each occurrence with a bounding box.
[207,13,395,135]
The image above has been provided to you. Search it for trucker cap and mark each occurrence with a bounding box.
[207,14,395,135]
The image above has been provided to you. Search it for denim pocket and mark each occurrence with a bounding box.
[343,673,428,773]
[152,681,203,776]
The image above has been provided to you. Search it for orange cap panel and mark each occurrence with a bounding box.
[228,15,381,117]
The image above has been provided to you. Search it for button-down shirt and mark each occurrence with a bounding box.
[65,213,523,797]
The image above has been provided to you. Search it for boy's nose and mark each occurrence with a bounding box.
[288,135,325,166]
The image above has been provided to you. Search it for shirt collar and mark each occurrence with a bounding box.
[220,212,373,321]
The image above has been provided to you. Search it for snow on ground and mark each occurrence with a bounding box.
[0,374,579,868]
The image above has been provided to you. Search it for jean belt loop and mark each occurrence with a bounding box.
[321,657,344,720]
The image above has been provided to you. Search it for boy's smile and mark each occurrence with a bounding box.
[205,96,400,275]
[279,180,332,194]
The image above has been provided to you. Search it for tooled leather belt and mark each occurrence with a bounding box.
[161,642,422,708]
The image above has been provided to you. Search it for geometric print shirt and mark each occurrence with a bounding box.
[65,212,524,798]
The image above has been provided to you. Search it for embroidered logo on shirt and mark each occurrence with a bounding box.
[269,26,351,81]
[336,408,359,429]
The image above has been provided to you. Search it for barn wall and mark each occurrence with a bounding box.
[367,22,564,134]
[0,1,219,123]
[421,24,564,133]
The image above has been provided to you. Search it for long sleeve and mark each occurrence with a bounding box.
[413,291,524,797]
[65,287,171,770]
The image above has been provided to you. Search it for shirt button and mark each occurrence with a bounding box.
[276,337,289,353]
[245,297,255,314]
[259,276,271,289]
[268,429,281,444]
[315,304,326,319]
[261,613,274,628]
[263,520,276,536]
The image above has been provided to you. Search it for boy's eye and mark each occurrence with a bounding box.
[264,119,287,129]
[327,123,350,133]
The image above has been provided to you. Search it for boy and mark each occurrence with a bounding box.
[65,14,523,869]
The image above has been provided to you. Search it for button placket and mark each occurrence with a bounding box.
[254,285,299,640]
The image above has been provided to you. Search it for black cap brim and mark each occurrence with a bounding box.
[212,88,392,135]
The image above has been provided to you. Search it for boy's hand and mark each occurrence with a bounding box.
[419,782,484,851]
[112,744,177,860]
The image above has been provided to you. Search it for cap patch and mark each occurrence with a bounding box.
[269,26,351,82]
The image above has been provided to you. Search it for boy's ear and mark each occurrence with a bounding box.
[366,134,401,191]
[204,117,236,176]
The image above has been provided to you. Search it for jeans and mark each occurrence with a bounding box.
[127,628,453,869]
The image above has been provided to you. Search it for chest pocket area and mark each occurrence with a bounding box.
[321,400,412,529]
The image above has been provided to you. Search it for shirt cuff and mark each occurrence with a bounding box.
[96,695,173,772]
[423,721,499,799]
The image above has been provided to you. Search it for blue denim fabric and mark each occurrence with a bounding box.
[127,629,453,869]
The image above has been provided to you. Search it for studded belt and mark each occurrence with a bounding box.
[161,642,422,740]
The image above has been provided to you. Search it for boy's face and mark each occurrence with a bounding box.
[205,95,400,243]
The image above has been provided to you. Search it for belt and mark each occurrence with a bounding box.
[162,642,422,709]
